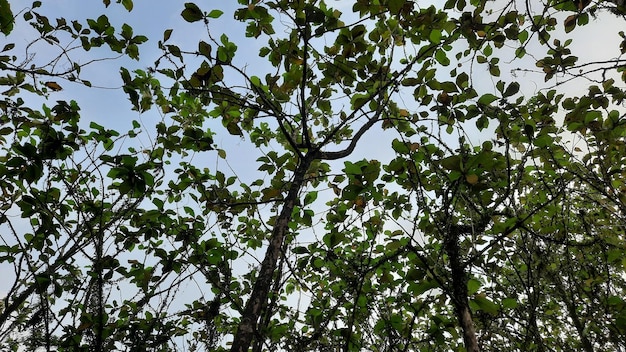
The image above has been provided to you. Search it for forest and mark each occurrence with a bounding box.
[1,0,626,351]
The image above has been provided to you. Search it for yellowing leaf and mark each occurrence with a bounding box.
[262,188,281,201]
[44,81,63,91]
[354,196,366,208]
[466,174,479,185]
[437,92,452,105]
[564,15,577,34]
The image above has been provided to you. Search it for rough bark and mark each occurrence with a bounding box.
[230,156,313,352]
[444,224,480,352]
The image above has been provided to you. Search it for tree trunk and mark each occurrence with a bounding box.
[230,156,313,352]
[444,225,480,352]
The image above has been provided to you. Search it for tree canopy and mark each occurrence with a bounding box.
[1,0,626,351]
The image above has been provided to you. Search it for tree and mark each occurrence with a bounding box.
[1,0,626,351]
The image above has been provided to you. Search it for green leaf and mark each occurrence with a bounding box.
[473,295,499,316]
[344,161,362,175]
[483,44,492,57]
[518,30,529,43]
[502,298,519,309]
[402,77,420,86]
[350,93,369,108]
[342,184,364,201]
[489,64,500,77]
[409,279,439,295]
[304,191,318,206]
[392,139,409,154]
[388,0,405,14]
[292,246,309,254]
[0,126,13,135]
[503,82,520,98]
[456,72,469,89]
[207,9,223,18]
[440,155,462,171]
[163,29,173,42]
[181,3,203,23]
[467,278,481,295]
[167,45,182,59]
[126,43,139,60]
[226,122,243,136]
[478,93,498,105]
[323,232,345,248]
[429,29,442,43]
[406,268,425,281]
[0,0,15,35]
[90,121,105,131]
[578,12,589,25]
[121,0,133,11]
[435,49,450,66]
[476,115,489,130]
[217,149,227,159]
[198,40,211,58]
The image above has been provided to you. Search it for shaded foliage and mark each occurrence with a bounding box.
[1,0,626,351]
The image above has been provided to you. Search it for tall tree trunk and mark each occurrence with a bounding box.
[444,225,480,352]
[230,155,313,352]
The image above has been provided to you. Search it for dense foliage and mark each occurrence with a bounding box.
[1,0,626,351]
